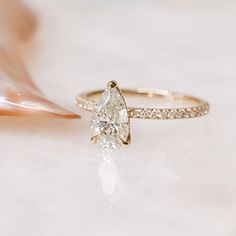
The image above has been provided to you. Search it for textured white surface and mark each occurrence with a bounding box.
[0,1,236,235]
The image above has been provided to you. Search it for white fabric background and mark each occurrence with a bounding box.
[0,1,236,235]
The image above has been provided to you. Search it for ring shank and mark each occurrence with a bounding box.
[76,88,209,120]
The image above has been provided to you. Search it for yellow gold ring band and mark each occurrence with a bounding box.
[76,87,209,120]
[75,81,209,151]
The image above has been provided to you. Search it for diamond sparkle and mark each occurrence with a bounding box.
[91,81,130,151]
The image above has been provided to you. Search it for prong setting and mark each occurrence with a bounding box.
[107,80,118,89]
[120,133,131,146]
[90,135,99,144]
[90,81,131,151]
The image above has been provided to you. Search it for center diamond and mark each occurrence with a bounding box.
[91,81,130,151]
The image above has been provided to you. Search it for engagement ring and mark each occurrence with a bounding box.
[76,81,209,151]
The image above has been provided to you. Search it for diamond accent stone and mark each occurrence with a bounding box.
[76,89,209,121]
[91,82,130,151]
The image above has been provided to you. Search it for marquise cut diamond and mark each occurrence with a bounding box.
[91,81,130,151]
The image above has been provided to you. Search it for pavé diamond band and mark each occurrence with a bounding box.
[76,81,209,150]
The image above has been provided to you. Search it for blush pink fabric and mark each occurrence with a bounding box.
[0,0,80,119]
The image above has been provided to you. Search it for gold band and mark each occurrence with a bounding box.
[76,88,209,120]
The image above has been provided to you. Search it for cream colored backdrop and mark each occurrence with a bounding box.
[0,0,235,235]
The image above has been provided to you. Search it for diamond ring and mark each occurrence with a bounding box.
[76,81,209,151]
